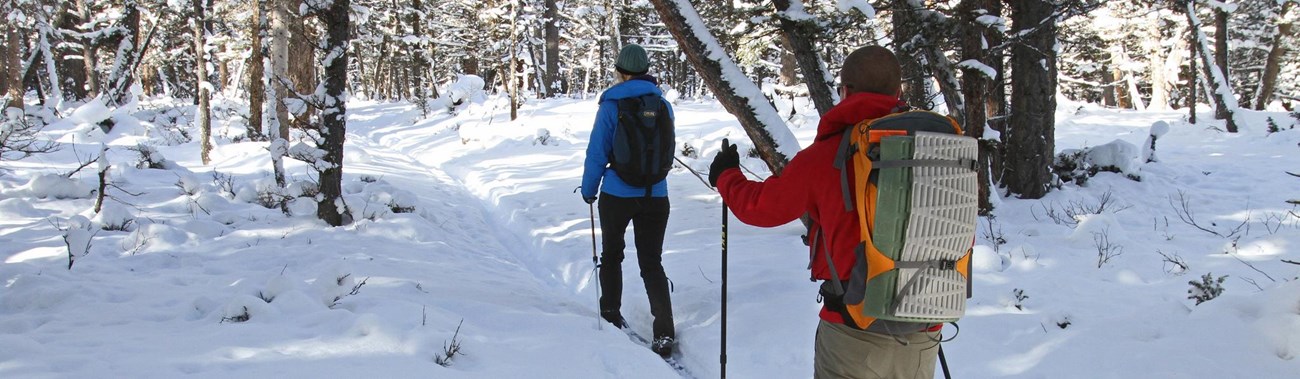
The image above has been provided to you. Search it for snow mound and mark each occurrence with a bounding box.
[6,174,94,199]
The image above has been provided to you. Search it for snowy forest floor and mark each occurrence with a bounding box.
[2,94,1300,378]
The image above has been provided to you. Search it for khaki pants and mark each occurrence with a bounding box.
[813,320,939,379]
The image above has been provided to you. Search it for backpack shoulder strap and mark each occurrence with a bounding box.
[834,123,859,212]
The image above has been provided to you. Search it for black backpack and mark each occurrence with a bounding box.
[609,94,675,197]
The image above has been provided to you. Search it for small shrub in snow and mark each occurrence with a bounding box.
[211,171,236,198]
[389,201,416,214]
[94,201,135,231]
[288,180,319,199]
[534,128,552,146]
[1053,139,1142,185]
[680,142,697,159]
[0,107,58,161]
[1055,315,1072,329]
[59,215,97,270]
[1092,229,1123,268]
[1266,117,1280,134]
[255,186,291,211]
[1011,288,1028,310]
[126,143,171,169]
[445,74,486,110]
[174,174,204,196]
[220,306,251,323]
[1188,272,1227,305]
[1158,250,1189,275]
[434,319,466,367]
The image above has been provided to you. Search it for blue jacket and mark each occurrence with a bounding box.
[581,76,672,199]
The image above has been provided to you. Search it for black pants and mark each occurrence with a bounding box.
[598,193,674,340]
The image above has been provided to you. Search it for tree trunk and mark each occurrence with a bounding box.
[543,0,560,98]
[38,25,65,109]
[1110,45,1132,109]
[55,4,88,101]
[892,0,964,126]
[985,0,1007,137]
[1184,0,1238,132]
[773,0,835,116]
[646,0,800,174]
[410,0,430,114]
[79,0,99,97]
[778,34,798,87]
[1148,18,1171,111]
[1213,5,1229,114]
[3,23,21,109]
[1004,0,1057,199]
[509,0,519,121]
[959,0,996,215]
[247,0,265,139]
[194,0,211,165]
[1188,32,1197,124]
[103,1,142,108]
[893,2,932,109]
[288,8,315,131]
[1255,6,1291,110]
[270,0,292,139]
[316,0,350,227]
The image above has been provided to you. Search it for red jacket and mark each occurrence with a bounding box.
[717,92,905,324]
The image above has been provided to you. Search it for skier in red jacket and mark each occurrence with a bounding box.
[709,45,940,379]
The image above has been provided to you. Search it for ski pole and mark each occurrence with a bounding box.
[590,201,601,331]
[939,344,951,379]
[721,200,728,379]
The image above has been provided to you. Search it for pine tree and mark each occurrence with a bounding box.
[1004,0,1058,199]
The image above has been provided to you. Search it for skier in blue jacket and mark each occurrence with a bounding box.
[579,44,676,357]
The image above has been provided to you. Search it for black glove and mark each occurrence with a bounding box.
[584,196,597,204]
[709,139,739,188]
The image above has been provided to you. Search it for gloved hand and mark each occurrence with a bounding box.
[584,196,597,204]
[709,138,739,188]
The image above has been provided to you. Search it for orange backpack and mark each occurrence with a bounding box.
[821,110,978,334]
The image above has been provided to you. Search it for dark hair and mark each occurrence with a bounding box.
[840,45,902,96]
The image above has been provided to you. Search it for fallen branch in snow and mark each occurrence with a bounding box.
[1282,259,1300,266]
[1169,191,1249,239]
[673,156,714,192]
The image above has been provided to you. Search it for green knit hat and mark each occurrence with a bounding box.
[615,44,649,75]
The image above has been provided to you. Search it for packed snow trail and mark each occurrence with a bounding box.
[345,97,800,378]
[344,99,703,377]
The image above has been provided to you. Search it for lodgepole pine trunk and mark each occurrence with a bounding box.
[893,0,965,127]
[1003,0,1057,200]
[543,0,560,98]
[1183,0,1238,133]
[247,0,265,139]
[3,25,21,109]
[315,0,350,227]
[193,0,212,165]
[958,0,997,214]
[1254,4,1292,110]
[772,0,836,116]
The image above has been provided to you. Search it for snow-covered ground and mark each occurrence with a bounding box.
[2,92,1299,378]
